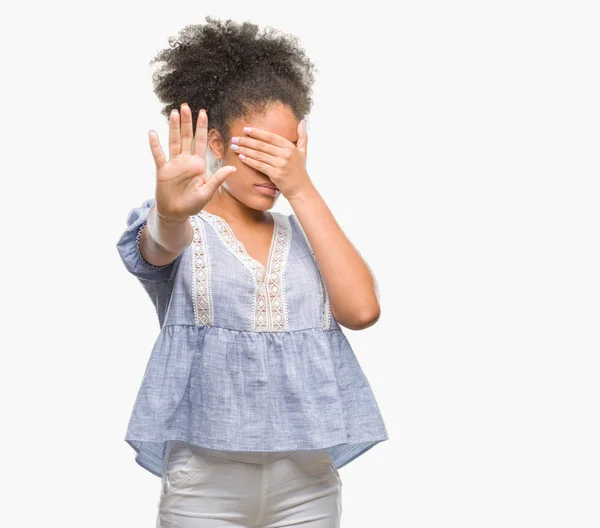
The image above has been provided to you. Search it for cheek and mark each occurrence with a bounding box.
[233,163,261,184]
[226,155,253,177]
[220,170,252,196]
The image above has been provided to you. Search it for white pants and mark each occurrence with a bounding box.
[156,440,342,528]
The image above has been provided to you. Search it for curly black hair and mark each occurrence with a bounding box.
[149,17,317,148]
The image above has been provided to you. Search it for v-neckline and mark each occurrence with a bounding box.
[198,209,278,282]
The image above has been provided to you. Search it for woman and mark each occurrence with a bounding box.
[116,16,388,528]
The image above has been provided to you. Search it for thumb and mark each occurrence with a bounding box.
[296,119,308,153]
[203,165,237,196]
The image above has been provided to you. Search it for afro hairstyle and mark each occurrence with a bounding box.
[149,16,317,159]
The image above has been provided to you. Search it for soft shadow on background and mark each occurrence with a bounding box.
[2,2,599,527]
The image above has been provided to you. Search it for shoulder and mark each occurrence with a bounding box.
[276,212,306,245]
[283,212,314,257]
[282,212,304,239]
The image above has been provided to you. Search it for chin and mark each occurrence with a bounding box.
[251,198,278,212]
[247,190,280,210]
[232,196,275,213]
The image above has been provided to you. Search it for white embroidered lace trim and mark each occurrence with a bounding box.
[198,210,291,332]
[190,216,214,326]
[199,210,265,284]
[254,213,291,332]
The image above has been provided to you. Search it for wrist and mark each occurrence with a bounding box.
[148,205,192,253]
[155,206,190,226]
[287,182,319,207]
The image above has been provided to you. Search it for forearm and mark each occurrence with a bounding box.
[140,204,194,266]
[288,183,380,330]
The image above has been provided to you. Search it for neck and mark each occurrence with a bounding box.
[202,186,271,226]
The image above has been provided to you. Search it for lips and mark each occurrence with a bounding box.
[254,183,280,196]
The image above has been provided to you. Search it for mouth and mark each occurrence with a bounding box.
[254,183,280,196]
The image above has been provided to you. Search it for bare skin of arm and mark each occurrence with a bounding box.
[138,203,194,267]
[288,183,381,331]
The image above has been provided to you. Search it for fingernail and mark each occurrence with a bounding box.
[243,127,252,133]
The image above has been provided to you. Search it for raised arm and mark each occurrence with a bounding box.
[139,204,194,267]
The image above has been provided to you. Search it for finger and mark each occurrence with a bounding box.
[168,108,181,160]
[202,165,237,196]
[180,103,193,154]
[240,127,292,149]
[231,145,279,168]
[297,119,308,153]
[148,130,166,170]
[231,135,281,157]
[237,153,276,178]
[194,109,208,159]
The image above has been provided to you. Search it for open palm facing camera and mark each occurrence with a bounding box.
[148,103,236,222]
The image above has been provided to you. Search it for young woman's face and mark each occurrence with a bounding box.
[208,102,299,211]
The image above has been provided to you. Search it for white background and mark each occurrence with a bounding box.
[1,1,598,526]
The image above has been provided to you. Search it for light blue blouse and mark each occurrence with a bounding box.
[116,198,388,478]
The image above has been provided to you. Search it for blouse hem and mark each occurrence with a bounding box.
[125,434,389,478]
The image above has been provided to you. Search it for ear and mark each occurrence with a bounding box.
[207,129,225,160]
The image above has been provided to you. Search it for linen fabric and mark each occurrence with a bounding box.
[116,198,388,479]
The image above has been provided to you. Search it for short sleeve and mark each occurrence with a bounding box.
[116,198,184,282]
